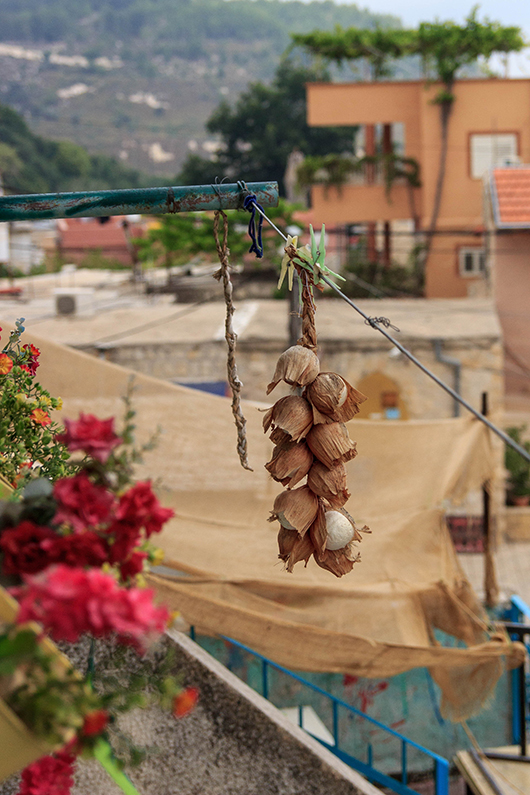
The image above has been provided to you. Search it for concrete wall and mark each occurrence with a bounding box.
[0,632,381,795]
[493,231,530,399]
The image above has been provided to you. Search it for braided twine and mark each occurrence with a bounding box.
[213,210,253,471]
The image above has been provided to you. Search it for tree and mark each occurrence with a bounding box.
[292,9,525,260]
[177,59,356,194]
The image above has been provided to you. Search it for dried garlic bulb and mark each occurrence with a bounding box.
[267,345,320,395]
[269,485,319,534]
[306,423,357,469]
[263,395,313,443]
[314,543,361,577]
[306,373,367,424]
[265,442,313,488]
[307,460,350,509]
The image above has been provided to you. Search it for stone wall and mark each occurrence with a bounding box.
[83,334,503,420]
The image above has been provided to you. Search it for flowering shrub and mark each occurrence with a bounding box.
[0,409,172,582]
[13,566,170,650]
[18,748,76,795]
[0,350,198,793]
[0,319,68,489]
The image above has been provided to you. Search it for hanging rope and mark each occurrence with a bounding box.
[213,209,253,472]
[298,269,318,352]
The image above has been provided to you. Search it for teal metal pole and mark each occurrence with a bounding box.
[0,181,278,222]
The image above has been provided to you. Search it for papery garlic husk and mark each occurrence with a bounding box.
[337,506,367,542]
[307,460,350,508]
[278,525,298,561]
[267,345,320,395]
[306,373,367,424]
[285,531,315,573]
[263,395,313,443]
[269,427,291,446]
[265,441,313,488]
[269,485,319,534]
[309,501,327,560]
[306,422,357,469]
[314,541,361,578]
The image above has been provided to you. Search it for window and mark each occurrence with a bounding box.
[459,247,485,277]
[470,133,518,179]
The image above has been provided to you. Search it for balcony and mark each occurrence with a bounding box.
[311,180,417,225]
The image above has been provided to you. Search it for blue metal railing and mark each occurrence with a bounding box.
[190,629,449,795]
[506,596,530,748]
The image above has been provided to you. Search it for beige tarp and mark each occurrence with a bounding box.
[24,328,524,718]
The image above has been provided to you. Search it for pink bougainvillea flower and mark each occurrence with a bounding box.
[0,521,58,575]
[12,565,171,650]
[56,414,122,462]
[116,481,174,537]
[81,709,109,737]
[173,687,199,718]
[53,473,115,532]
[19,749,76,795]
[0,353,13,374]
[30,408,51,426]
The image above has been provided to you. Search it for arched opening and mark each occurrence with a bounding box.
[355,372,408,420]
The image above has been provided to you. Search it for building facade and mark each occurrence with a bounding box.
[305,78,530,298]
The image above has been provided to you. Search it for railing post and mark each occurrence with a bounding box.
[367,743,373,768]
[332,700,339,748]
[298,704,304,730]
[434,758,450,795]
[189,625,196,642]
[518,657,527,756]
[262,658,269,700]
[401,741,407,785]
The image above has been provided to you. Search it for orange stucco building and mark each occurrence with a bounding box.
[306,77,530,297]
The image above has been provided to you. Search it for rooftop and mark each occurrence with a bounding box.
[0,272,501,348]
[491,166,530,229]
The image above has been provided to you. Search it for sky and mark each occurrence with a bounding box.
[349,1,530,76]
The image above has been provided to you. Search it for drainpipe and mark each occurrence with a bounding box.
[433,339,461,417]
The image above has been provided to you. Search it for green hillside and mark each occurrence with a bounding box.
[0,0,400,176]
[0,103,161,193]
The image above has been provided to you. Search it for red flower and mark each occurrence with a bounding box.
[107,521,142,563]
[0,522,58,575]
[56,414,122,463]
[30,408,51,426]
[23,343,40,358]
[81,709,109,737]
[116,482,174,537]
[173,687,199,718]
[13,565,171,650]
[119,550,147,581]
[0,353,13,374]
[54,474,115,532]
[44,532,109,568]
[19,750,76,795]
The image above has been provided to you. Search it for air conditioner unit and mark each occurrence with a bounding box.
[54,287,95,317]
